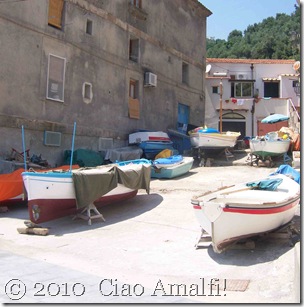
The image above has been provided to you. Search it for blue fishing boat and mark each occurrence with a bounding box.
[129,130,174,159]
[116,156,194,179]
[138,140,174,159]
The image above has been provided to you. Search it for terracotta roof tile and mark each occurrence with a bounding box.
[207,58,296,64]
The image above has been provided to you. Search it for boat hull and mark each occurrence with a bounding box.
[191,174,300,253]
[139,141,174,159]
[27,185,137,224]
[190,131,240,148]
[151,157,194,179]
[249,138,290,160]
[0,165,78,207]
[0,194,26,207]
[22,164,151,224]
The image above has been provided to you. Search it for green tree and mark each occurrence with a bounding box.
[206,5,300,60]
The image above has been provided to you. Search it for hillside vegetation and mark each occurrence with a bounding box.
[206,5,300,60]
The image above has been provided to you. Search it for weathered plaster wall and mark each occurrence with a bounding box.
[0,0,209,166]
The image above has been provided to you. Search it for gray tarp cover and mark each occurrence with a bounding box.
[72,164,151,209]
[104,146,143,162]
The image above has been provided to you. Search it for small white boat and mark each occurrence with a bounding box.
[151,156,194,179]
[191,173,300,253]
[189,127,240,149]
[250,132,290,161]
[22,163,151,224]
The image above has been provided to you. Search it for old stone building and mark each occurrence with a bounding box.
[0,0,211,166]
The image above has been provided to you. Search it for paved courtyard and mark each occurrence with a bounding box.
[0,162,300,304]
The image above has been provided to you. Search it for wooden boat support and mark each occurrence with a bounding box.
[247,152,292,168]
[195,220,299,252]
[192,147,234,166]
[72,203,106,225]
[195,229,212,249]
[17,220,49,236]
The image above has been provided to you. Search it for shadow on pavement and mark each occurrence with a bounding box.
[0,193,164,236]
[43,193,163,235]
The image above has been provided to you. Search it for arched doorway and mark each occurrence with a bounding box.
[219,111,246,138]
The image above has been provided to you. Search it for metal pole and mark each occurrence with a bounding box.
[69,122,77,172]
[219,79,223,133]
[250,64,255,137]
[21,125,27,171]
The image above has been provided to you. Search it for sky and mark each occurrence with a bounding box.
[198,0,299,40]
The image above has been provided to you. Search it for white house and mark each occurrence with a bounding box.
[205,58,300,138]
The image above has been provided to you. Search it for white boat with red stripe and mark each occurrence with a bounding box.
[191,173,300,253]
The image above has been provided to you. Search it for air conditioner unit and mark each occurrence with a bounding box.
[237,73,249,80]
[44,131,61,147]
[144,72,157,87]
[213,72,227,77]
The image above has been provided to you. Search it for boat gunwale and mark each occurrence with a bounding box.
[22,172,72,178]
[224,195,300,210]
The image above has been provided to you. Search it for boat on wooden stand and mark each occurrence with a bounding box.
[249,131,291,166]
[189,127,240,149]
[22,163,151,225]
[191,171,300,253]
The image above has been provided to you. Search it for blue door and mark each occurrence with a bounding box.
[177,103,190,133]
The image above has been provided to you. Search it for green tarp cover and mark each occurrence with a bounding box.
[246,178,283,191]
[72,164,151,209]
[64,149,104,167]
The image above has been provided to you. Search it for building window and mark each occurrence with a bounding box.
[129,37,139,62]
[182,62,189,85]
[86,19,93,35]
[132,0,142,8]
[129,79,140,119]
[212,86,219,94]
[264,82,279,98]
[129,79,138,98]
[232,82,252,98]
[48,0,64,29]
[46,54,66,102]
[82,82,93,104]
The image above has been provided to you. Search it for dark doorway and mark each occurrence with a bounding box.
[221,121,246,139]
[220,111,246,139]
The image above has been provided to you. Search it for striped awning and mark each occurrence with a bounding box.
[262,77,279,81]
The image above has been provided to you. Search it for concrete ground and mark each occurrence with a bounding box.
[0,154,301,304]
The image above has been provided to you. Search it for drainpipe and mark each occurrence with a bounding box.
[250,63,255,136]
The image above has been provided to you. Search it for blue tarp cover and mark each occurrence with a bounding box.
[270,164,300,185]
[197,128,219,133]
[154,155,183,165]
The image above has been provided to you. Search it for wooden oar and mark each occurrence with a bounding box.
[220,186,253,195]
[192,185,234,199]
